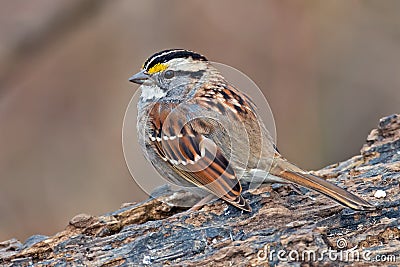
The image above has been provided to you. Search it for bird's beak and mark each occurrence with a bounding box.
[129,70,149,84]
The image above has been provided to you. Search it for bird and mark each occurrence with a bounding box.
[129,48,375,212]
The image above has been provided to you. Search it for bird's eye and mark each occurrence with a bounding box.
[164,70,175,79]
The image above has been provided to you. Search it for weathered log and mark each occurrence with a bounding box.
[1,114,399,266]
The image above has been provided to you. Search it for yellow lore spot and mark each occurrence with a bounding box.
[147,63,168,74]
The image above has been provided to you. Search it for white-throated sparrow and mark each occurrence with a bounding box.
[129,49,374,212]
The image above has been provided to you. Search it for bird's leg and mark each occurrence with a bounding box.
[289,183,303,195]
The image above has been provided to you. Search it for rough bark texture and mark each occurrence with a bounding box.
[1,114,399,267]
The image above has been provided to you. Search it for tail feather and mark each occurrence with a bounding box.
[280,170,375,211]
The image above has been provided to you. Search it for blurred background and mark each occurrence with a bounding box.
[0,0,399,242]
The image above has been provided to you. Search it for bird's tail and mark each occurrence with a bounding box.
[271,158,375,211]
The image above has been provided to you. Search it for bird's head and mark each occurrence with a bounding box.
[129,49,219,103]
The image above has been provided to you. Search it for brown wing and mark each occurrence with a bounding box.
[147,102,251,211]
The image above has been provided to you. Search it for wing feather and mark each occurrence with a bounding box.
[148,103,251,211]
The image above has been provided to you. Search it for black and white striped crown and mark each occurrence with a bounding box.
[143,49,207,72]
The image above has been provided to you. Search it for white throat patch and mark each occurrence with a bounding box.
[139,84,167,101]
